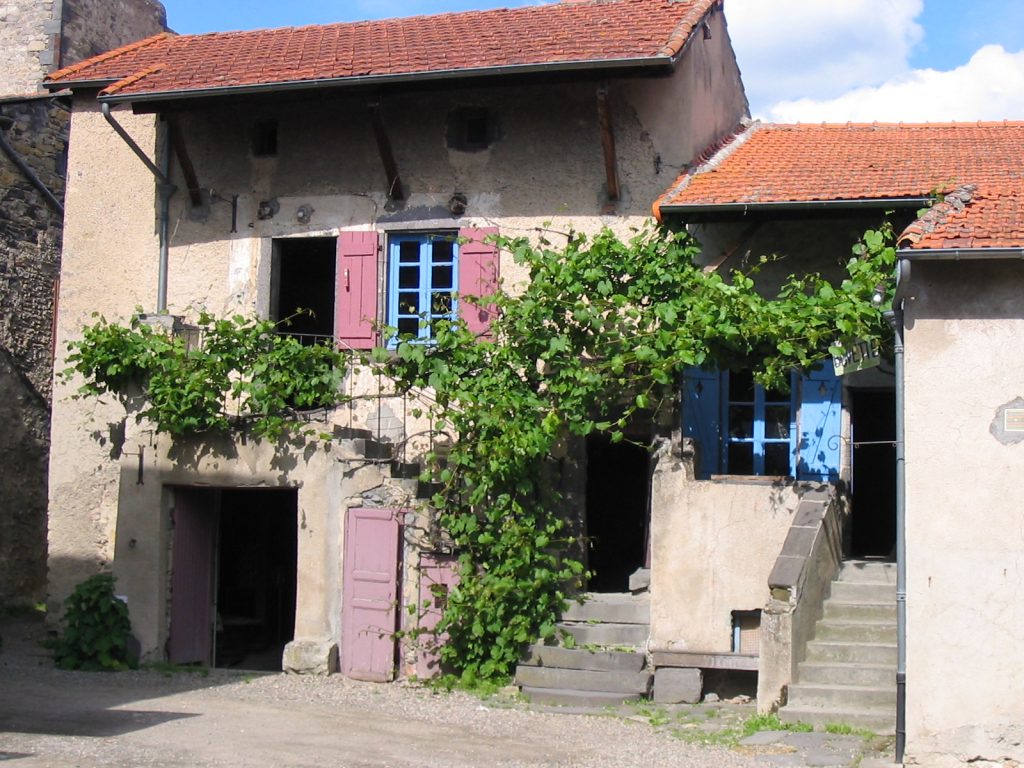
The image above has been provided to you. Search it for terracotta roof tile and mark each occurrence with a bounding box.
[45,0,719,99]
[656,121,1024,214]
[900,185,1024,250]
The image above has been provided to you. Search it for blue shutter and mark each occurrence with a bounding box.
[796,364,842,482]
[682,367,721,479]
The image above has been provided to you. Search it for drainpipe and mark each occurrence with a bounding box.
[0,115,65,216]
[885,258,911,764]
[101,102,176,312]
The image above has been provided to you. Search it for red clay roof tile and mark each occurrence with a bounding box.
[45,0,719,100]
[656,121,1024,214]
[900,185,1024,250]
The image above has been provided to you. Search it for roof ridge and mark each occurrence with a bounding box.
[764,120,1024,130]
[45,32,174,83]
[653,119,760,220]
[658,0,719,58]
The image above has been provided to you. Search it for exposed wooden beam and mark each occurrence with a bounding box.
[166,116,203,207]
[369,101,405,201]
[596,85,620,204]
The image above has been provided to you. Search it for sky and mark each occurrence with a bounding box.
[163,0,1024,123]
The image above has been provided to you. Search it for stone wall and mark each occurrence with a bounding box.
[58,0,167,66]
[0,0,58,95]
[0,94,68,603]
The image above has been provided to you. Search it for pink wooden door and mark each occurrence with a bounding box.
[169,488,219,665]
[415,553,460,679]
[342,507,401,681]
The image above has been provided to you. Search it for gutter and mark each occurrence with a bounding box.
[897,246,1024,261]
[660,197,930,218]
[0,115,64,215]
[92,55,675,106]
[101,102,176,312]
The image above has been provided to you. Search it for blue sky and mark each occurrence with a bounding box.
[163,0,1024,122]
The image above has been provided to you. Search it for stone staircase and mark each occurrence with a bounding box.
[780,560,897,733]
[515,593,652,706]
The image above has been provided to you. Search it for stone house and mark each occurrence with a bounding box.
[0,0,167,605]
[42,0,749,679]
[655,120,1024,765]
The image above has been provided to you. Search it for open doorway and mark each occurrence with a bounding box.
[168,487,298,670]
[849,390,897,558]
[271,237,336,340]
[585,435,651,593]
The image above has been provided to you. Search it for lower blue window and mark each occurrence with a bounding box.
[722,370,797,476]
[387,233,458,345]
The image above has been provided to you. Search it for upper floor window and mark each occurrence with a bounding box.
[723,370,796,476]
[387,233,458,345]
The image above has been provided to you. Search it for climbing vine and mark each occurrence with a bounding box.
[64,221,897,682]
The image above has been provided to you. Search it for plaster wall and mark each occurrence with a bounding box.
[902,260,1024,766]
[49,46,747,661]
[650,448,800,652]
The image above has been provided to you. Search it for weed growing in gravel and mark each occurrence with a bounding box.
[824,722,875,737]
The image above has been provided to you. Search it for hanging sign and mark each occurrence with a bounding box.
[832,339,881,377]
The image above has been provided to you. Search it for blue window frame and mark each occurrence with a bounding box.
[387,233,458,345]
[722,370,798,476]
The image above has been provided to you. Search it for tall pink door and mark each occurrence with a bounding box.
[342,507,401,681]
[169,488,219,665]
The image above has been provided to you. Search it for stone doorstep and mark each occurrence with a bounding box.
[520,686,646,707]
[515,665,652,695]
[561,594,651,625]
[787,682,896,709]
[519,644,646,673]
[557,621,649,648]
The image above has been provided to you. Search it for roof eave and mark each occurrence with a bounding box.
[95,55,676,106]
[43,78,118,92]
[660,197,932,217]
[897,246,1024,261]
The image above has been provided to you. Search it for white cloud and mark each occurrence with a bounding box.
[766,45,1024,122]
[725,0,924,116]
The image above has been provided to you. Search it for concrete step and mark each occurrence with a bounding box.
[838,561,896,584]
[829,581,896,603]
[519,644,646,673]
[823,601,896,623]
[515,665,652,695]
[813,619,897,644]
[779,704,895,735]
[561,594,650,625]
[798,661,895,688]
[805,641,897,666]
[788,682,896,709]
[558,621,648,648]
[520,686,646,707]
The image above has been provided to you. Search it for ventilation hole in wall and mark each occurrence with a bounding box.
[252,120,278,157]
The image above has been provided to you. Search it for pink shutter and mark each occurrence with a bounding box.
[335,231,379,349]
[458,227,499,339]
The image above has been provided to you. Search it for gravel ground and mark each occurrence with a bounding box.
[0,615,769,768]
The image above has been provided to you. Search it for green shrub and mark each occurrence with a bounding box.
[51,573,135,671]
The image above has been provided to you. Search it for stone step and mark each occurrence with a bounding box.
[519,644,646,673]
[829,581,896,603]
[798,661,895,688]
[838,561,896,584]
[515,665,652,695]
[805,641,897,666]
[561,594,650,625]
[557,621,649,648]
[813,619,897,644]
[520,686,646,707]
[823,601,896,623]
[779,704,895,735]
[788,682,896,709]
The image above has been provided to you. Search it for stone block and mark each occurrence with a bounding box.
[652,667,702,704]
[283,639,339,675]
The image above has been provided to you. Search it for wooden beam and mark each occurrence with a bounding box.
[596,85,620,203]
[166,116,203,207]
[369,101,405,201]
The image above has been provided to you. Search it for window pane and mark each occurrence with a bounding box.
[431,292,453,316]
[764,384,789,402]
[765,406,791,439]
[729,370,755,401]
[728,443,754,475]
[728,405,754,438]
[431,239,454,263]
[764,444,790,476]
[397,317,418,335]
[399,241,419,263]
[398,293,420,315]
[432,265,454,289]
[399,265,420,289]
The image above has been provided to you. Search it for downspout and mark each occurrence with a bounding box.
[0,115,65,215]
[885,257,911,764]
[101,102,176,312]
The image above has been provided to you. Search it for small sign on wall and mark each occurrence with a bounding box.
[832,339,881,377]
[991,398,1024,445]
[1005,409,1024,433]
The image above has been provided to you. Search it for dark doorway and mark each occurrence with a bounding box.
[214,489,298,670]
[850,390,897,558]
[585,436,650,592]
[271,237,336,339]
